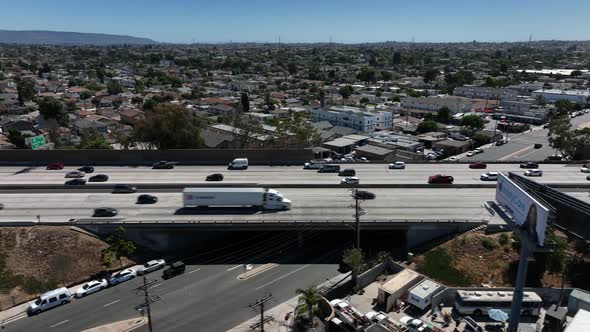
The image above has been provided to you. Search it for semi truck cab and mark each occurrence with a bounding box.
[264,189,291,210]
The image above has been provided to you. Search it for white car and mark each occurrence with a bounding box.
[580,167,590,173]
[466,151,475,157]
[137,259,166,275]
[474,148,483,154]
[108,268,137,285]
[480,172,499,181]
[524,169,543,177]
[400,316,434,332]
[75,279,108,297]
[65,171,84,178]
[388,161,406,169]
[340,176,359,185]
[448,156,459,162]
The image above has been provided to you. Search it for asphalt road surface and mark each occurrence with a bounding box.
[0,163,588,186]
[6,261,340,332]
[0,188,499,223]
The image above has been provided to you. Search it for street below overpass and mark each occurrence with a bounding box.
[0,163,588,186]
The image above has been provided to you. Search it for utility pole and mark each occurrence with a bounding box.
[249,294,273,332]
[133,276,161,332]
[349,188,366,249]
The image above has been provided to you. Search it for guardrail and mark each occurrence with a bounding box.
[73,218,489,225]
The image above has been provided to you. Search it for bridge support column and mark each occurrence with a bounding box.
[297,231,304,248]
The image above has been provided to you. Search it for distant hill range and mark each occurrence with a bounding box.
[0,30,158,45]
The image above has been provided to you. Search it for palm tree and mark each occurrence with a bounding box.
[342,248,364,291]
[295,286,322,328]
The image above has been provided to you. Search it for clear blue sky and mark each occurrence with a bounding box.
[2,0,589,43]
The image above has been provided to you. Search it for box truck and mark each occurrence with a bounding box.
[183,187,291,210]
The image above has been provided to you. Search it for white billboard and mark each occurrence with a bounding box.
[495,173,549,247]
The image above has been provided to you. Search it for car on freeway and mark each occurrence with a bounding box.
[520,162,539,169]
[46,163,64,170]
[108,268,137,285]
[152,161,175,169]
[89,174,109,182]
[112,184,137,193]
[466,150,475,157]
[355,190,376,200]
[480,172,499,181]
[137,194,158,204]
[162,261,186,279]
[524,169,543,177]
[388,161,406,169]
[93,207,118,217]
[206,173,224,181]
[318,164,341,173]
[428,174,454,184]
[546,155,563,161]
[469,162,487,169]
[340,176,359,185]
[448,156,459,162]
[65,178,86,186]
[400,316,434,332]
[474,148,483,154]
[75,279,108,297]
[338,168,356,176]
[78,166,94,173]
[0,203,4,210]
[587,175,590,181]
[65,171,84,178]
[137,259,166,275]
[581,167,590,173]
[583,163,590,168]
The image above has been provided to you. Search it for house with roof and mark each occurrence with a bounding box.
[119,108,144,126]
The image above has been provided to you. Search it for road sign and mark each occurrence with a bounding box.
[30,135,45,149]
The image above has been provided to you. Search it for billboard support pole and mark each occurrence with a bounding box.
[507,239,530,332]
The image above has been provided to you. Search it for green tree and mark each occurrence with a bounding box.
[16,79,35,105]
[381,70,393,81]
[360,97,370,104]
[547,112,574,157]
[143,98,158,110]
[392,52,402,65]
[295,286,322,328]
[342,248,365,291]
[437,106,451,124]
[39,96,68,126]
[416,120,439,134]
[339,85,354,99]
[106,80,123,95]
[275,111,320,148]
[7,129,27,149]
[131,103,206,149]
[78,130,112,149]
[472,133,491,147]
[287,62,297,76]
[423,69,439,83]
[357,67,376,83]
[101,227,136,269]
[240,92,250,112]
[79,91,93,100]
[570,70,583,77]
[461,114,485,131]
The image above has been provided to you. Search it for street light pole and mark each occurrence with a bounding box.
[355,193,360,249]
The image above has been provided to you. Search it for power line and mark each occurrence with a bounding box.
[133,276,161,332]
[249,293,273,332]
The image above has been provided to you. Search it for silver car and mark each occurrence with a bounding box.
[137,259,166,275]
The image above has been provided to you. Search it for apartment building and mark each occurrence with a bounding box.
[310,106,378,133]
[453,86,518,101]
[401,96,473,113]
[532,89,590,105]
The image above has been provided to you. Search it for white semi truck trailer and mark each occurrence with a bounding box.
[183,187,291,210]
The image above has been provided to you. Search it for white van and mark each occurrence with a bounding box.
[28,287,71,315]
[228,158,248,170]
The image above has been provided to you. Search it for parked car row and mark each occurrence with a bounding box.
[28,260,184,316]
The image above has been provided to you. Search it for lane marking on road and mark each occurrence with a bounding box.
[226,265,242,272]
[189,268,201,274]
[498,145,533,161]
[103,299,120,307]
[50,320,69,328]
[517,148,543,159]
[149,283,162,289]
[255,264,310,290]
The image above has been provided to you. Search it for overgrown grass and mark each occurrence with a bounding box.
[481,238,500,250]
[0,255,57,294]
[416,248,472,286]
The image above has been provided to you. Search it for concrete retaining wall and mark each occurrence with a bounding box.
[0,149,314,166]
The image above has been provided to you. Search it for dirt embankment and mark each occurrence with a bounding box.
[0,226,109,310]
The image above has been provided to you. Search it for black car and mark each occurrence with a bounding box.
[587,175,590,181]
[137,194,158,204]
[78,166,94,173]
[495,140,507,146]
[355,190,376,200]
[162,261,185,279]
[534,143,543,149]
[90,270,111,280]
[318,164,341,173]
[89,174,109,182]
[152,161,175,169]
[338,168,356,176]
[93,207,118,217]
[206,173,224,181]
[112,184,137,193]
[65,178,86,185]
[520,162,539,169]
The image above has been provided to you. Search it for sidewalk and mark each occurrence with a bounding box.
[0,264,143,327]
[227,272,350,332]
[81,316,146,332]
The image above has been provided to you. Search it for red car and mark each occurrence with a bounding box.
[428,174,454,184]
[46,163,65,170]
[469,162,487,169]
